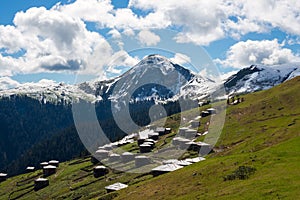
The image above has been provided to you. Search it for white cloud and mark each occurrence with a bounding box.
[53,0,300,46]
[106,50,140,75]
[0,6,137,77]
[2,0,300,81]
[130,0,227,45]
[218,39,300,69]
[0,77,20,90]
[108,29,121,39]
[138,30,160,46]
[129,0,300,44]
[170,53,191,65]
[231,0,300,36]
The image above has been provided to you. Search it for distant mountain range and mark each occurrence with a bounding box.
[1,55,299,104]
[0,55,216,104]
[0,54,299,175]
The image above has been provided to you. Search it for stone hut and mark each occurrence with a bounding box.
[135,156,151,168]
[95,149,109,160]
[184,129,197,139]
[201,111,210,117]
[34,178,49,191]
[139,143,152,153]
[105,182,128,193]
[43,165,56,177]
[93,166,109,178]
[156,127,166,136]
[26,166,35,173]
[165,127,172,134]
[0,173,7,182]
[151,164,183,176]
[178,127,188,136]
[148,132,159,140]
[108,153,120,163]
[121,152,135,163]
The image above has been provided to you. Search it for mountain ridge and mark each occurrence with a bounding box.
[1,56,299,104]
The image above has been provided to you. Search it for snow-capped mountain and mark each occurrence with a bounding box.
[1,56,300,104]
[0,79,97,104]
[78,54,216,104]
[225,63,300,95]
[0,55,216,104]
[91,54,216,103]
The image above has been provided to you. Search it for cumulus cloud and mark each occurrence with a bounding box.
[128,0,300,44]
[231,0,300,36]
[106,50,140,74]
[0,77,20,90]
[2,0,300,80]
[170,53,191,65]
[108,29,121,39]
[138,30,160,46]
[217,39,300,69]
[0,6,138,78]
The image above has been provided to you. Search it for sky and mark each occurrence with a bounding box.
[0,0,300,88]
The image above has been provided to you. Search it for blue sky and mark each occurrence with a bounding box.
[0,0,300,87]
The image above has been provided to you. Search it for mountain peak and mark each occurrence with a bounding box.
[135,54,173,71]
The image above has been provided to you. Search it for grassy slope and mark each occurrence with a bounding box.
[116,76,300,200]
[0,77,299,200]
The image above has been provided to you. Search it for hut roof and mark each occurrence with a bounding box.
[144,138,156,143]
[185,157,206,163]
[96,149,109,153]
[151,164,183,172]
[162,159,192,166]
[109,153,120,157]
[207,108,216,111]
[123,133,137,140]
[49,160,59,163]
[122,152,134,156]
[26,166,35,170]
[148,132,159,136]
[140,143,152,147]
[185,129,197,133]
[94,165,107,169]
[135,155,149,159]
[35,178,48,182]
[105,182,128,191]
[156,127,166,132]
[0,173,7,177]
[138,129,154,139]
[195,141,211,146]
[40,162,49,165]
[43,165,57,169]
[173,137,188,141]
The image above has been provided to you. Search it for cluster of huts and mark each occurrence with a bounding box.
[227,96,244,105]
[1,107,216,194]
[93,127,172,168]
[35,160,60,190]
[89,107,216,191]
[0,159,60,191]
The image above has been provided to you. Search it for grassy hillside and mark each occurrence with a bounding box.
[1,77,300,200]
